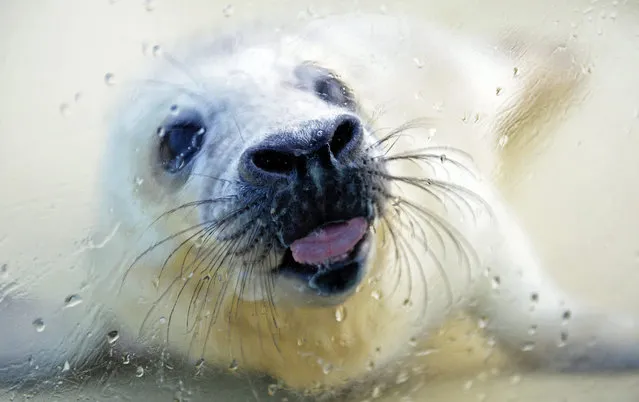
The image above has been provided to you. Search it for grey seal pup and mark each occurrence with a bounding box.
[1,12,638,399]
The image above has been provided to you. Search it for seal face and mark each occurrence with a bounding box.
[145,51,389,307]
[239,114,377,296]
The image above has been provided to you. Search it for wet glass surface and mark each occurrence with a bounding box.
[1,0,639,401]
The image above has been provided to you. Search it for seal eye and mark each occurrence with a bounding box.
[295,62,356,110]
[313,74,353,107]
[158,111,206,173]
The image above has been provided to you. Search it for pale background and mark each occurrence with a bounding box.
[1,0,638,400]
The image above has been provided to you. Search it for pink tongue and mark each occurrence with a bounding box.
[290,217,368,265]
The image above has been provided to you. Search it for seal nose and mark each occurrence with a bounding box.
[240,115,363,181]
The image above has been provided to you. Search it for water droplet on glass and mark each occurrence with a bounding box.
[530,292,539,303]
[222,4,234,17]
[416,347,438,356]
[562,310,572,322]
[521,341,535,352]
[558,331,569,347]
[74,92,82,102]
[64,294,83,308]
[104,73,116,86]
[440,154,447,163]
[510,374,522,385]
[135,366,145,377]
[62,361,71,372]
[159,316,167,325]
[371,290,381,300]
[513,67,519,77]
[122,353,131,365]
[498,135,509,148]
[408,337,418,347]
[464,380,474,390]
[335,306,346,322]
[396,371,409,384]
[305,5,317,18]
[297,338,305,346]
[0,264,8,279]
[413,57,424,69]
[491,276,501,290]
[367,361,375,371]
[528,325,537,336]
[33,318,46,332]
[267,383,278,396]
[59,103,70,116]
[169,104,179,114]
[151,44,162,57]
[495,87,503,96]
[228,359,238,371]
[107,330,120,344]
[322,363,333,374]
[478,317,488,329]
[144,0,155,11]
[371,385,382,398]
[135,177,144,186]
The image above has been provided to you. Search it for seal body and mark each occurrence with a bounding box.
[2,13,639,397]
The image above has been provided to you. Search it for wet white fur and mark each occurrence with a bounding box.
[1,13,638,397]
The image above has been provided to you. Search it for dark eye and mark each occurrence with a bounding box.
[158,109,206,173]
[314,74,354,106]
[295,63,356,109]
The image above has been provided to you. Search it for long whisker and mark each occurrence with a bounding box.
[379,214,413,304]
[190,173,242,186]
[187,274,210,332]
[141,227,241,337]
[148,197,238,229]
[398,202,454,309]
[385,215,433,318]
[366,118,433,152]
[120,218,216,293]
[398,197,479,287]
[120,200,252,292]
[376,172,492,218]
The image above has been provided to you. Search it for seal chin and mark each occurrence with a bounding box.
[273,226,372,307]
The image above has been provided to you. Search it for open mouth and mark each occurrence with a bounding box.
[276,217,371,296]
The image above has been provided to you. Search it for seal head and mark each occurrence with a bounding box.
[117,45,389,308]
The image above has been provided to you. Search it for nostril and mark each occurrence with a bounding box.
[251,149,297,175]
[329,118,361,157]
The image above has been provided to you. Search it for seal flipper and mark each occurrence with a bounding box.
[468,189,639,373]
